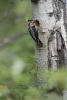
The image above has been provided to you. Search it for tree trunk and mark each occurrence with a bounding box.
[31,0,67,86]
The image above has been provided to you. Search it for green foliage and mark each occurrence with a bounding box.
[24,87,43,100]
[43,69,67,95]
[0,0,9,20]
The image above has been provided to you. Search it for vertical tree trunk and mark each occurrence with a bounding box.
[31,0,67,86]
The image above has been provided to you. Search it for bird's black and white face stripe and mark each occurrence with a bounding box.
[28,20,35,27]
[28,19,40,26]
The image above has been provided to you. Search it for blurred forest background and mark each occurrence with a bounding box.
[0,0,36,99]
[0,0,67,100]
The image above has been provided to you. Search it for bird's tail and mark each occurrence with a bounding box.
[36,39,43,47]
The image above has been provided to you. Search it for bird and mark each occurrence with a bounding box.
[28,20,43,47]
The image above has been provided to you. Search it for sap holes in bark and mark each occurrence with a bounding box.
[48,12,54,17]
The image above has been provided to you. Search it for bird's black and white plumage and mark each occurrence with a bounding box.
[28,20,43,47]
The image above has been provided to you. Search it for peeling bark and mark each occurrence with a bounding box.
[48,28,66,70]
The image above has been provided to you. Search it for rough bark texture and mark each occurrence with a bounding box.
[31,0,67,86]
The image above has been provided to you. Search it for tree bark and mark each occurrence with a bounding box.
[31,0,67,86]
